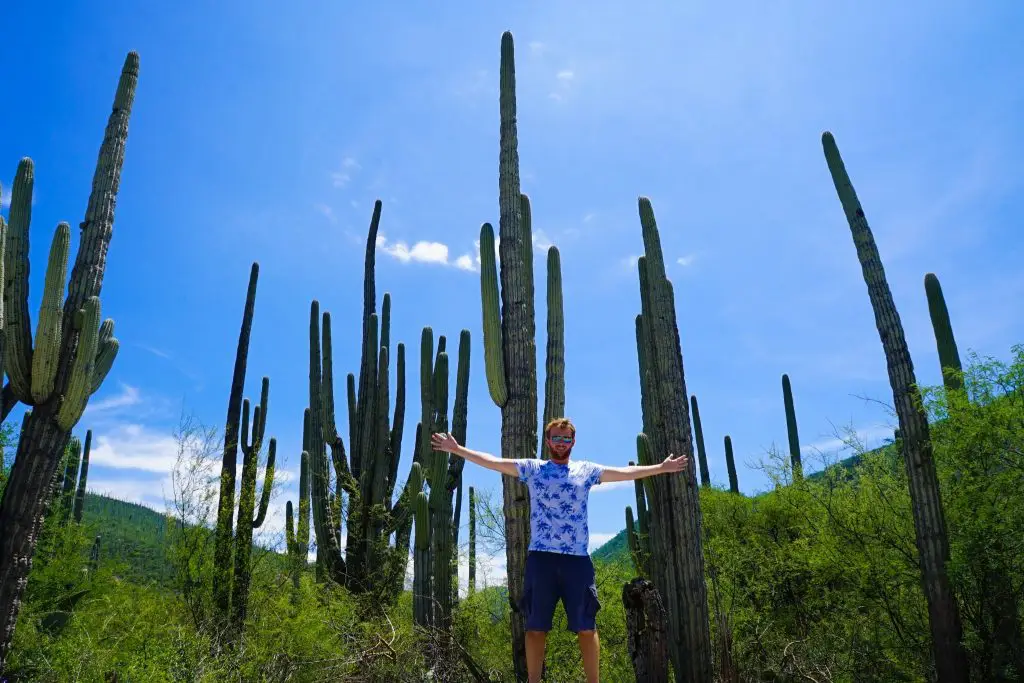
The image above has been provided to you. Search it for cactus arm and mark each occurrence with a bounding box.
[724,435,739,494]
[4,159,36,402]
[924,273,963,391]
[59,437,82,524]
[386,342,406,504]
[55,297,101,430]
[690,395,711,487]
[30,223,71,403]
[252,438,276,528]
[446,330,471,489]
[478,222,507,407]
[540,246,564,460]
[90,319,118,394]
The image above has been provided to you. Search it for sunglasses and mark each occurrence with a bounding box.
[548,435,574,444]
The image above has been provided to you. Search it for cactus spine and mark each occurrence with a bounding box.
[781,374,803,481]
[724,436,739,494]
[0,52,138,669]
[633,196,713,681]
[689,395,711,487]
[822,131,968,682]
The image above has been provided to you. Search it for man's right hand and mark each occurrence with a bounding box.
[431,432,461,454]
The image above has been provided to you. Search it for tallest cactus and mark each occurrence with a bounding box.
[0,52,138,671]
[478,31,564,681]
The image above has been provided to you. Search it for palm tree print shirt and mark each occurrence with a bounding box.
[516,459,605,556]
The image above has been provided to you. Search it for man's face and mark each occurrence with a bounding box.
[546,426,575,462]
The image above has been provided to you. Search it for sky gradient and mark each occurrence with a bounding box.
[3,1,1023,588]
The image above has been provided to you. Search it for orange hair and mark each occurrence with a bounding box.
[544,417,576,437]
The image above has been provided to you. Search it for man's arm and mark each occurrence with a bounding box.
[430,432,521,477]
[599,453,688,484]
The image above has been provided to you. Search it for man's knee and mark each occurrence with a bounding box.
[576,629,598,637]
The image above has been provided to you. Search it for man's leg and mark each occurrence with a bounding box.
[563,554,602,683]
[526,630,547,683]
[520,553,558,683]
[577,630,600,683]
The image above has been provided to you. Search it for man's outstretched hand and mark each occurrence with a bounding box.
[431,432,461,454]
[661,453,689,474]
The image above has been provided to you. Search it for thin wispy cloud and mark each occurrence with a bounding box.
[330,157,361,189]
[314,203,336,223]
[591,479,632,494]
[89,423,182,474]
[677,254,696,267]
[588,532,616,552]
[84,383,142,416]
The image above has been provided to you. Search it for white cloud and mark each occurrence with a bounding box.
[556,69,574,81]
[0,184,10,208]
[341,157,360,170]
[84,383,142,416]
[89,424,181,474]
[375,231,475,271]
[528,41,546,55]
[86,476,170,511]
[582,212,596,224]
[621,254,641,272]
[532,230,555,252]
[314,203,336,223]
[676,254,696,267]
[800,423,895,457]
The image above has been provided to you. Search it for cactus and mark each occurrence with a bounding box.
[209,264,278,638]
[57,437,83,525]
[689,395,711,487]
[71,430,92,524]
[633,196,714,681]
[0,52,138,668]
[468,486,477,595]
[413,491,431,627]
[477,32,568,675]
[285,415,311,592]
[781,374,803,481]
[305,202,424,600]
[822,131,968,681]
[924,273,963,392]
[415,327,471,629]
[724,436,739,494]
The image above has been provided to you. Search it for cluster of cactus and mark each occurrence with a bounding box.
[211,263,278,638]
[477,31,566,677]
[57,430,92,525]
[304,201,424,600]
[0,51,138,669]
[633,196,714,680]
[412,328,470,628]
[822,131,969,680]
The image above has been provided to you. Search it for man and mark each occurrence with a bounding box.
[430,416,688,683]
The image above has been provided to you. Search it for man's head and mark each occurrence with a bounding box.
[544,417,576,463]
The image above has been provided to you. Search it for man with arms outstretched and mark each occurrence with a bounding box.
[431,417,688,683]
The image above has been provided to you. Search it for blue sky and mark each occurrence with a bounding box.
[3,1,1023,587]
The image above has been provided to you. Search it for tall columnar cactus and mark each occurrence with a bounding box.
[413,491,431,627]
[57,437,83,525]
[924,273,963,392]
[689,395,711,487]
[478,32,568,677]
[822,131,968,682]
[468,486,477,595]
[625,453,651,579]
[211,263,278,637]
[781,374,803,481]
[540,247,564,460]
[414,327,471,629]
[0,52,138,670]
[633,197,713,681]
[724,436,739,494]
[71,430,92,524]
[285,438,310,592]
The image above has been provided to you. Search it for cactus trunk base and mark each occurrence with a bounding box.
[622,578,670,683]
[0,408,73,669]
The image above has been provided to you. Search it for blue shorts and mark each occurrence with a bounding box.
[518,550,601,633]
